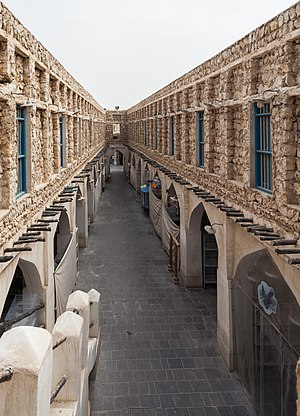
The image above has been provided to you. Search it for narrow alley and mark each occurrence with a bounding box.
[76,167,254,416]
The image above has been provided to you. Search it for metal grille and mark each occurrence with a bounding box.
[255,102,272,192]
[5,294,38,328]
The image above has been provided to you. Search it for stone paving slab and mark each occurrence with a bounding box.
[76,167,255,416]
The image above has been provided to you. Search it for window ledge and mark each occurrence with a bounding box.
[16,192,29,203]
[228,179,244,189]
[287,204,300,212]
[250,187,273,198]
[35,182,47,192]
[0,209,9,222]
[50,173,59,182]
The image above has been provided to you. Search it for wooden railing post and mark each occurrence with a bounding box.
[168,234,173,271]
[172,236,180,285]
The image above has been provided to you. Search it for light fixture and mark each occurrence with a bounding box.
[204,223,223,234]
[256,98,266,109]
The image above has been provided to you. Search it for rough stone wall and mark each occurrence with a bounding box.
[105,110,127,145]
[126,2,300,237]
[0,3,106,249]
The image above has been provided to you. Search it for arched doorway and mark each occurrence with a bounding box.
[115,150,123,166]
[76,186,88,248]
[53,210,77,317]
[201,212,218,288]
[54,210,71,269]
[184,205,218,288]
[166,183,180,226]
[1,266,25,321]
[1,260,44,335]
[234,249,300,416]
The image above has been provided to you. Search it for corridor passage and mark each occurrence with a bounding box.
[76,167,255,416]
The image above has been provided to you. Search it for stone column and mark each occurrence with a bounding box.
[157,117,162,153]
[42,109,51,182]
[73,117,79,160]
[149,116,153,149]
[0,99,17,208]
[50,78,59,107]
[181,113,190,164]
[206,109,216,173]
[161,117,167,155]
[273,96,296,205]
[52,113,60,174]
[244,58,259,96]
[40,71,50,103]
[175,114,181,161]
[282,41,296,88]
[224,107,234,180]
[0,39,15,83]
[67,115,74,165]
[23,57,35,98]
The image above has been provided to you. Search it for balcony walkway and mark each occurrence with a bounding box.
[76,166,255,416]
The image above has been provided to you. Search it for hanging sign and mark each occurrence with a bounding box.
[258,280,277,315]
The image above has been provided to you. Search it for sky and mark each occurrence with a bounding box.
[2,0,298,110]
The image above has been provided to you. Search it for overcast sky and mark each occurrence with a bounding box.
[2,0,297,110]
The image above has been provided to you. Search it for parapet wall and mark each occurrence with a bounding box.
[0,289,101,416]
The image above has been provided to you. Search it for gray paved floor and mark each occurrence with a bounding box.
[76,166,255,416]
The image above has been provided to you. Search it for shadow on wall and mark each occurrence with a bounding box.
[234,249,300,416]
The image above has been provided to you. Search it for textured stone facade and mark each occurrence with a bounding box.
[124,4,300,414]
[126,2,300,239]
[1,1,300,414]
[0,2,106,250]
[105,110,127,145]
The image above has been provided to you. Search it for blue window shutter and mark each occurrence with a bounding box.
[16,106,26,197]
[197,111,204,167]
[59,115,65,167]
[254,103,272,192]
[170,116,174,156]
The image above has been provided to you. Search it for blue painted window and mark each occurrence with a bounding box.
[144,121,147,146]
[59,115,65,167]
[78,118,82,157]
[154,119,158,150]
[170,116,174,156]
[197,111,204,167]
[254,103,272,192]
[16,105,26,197]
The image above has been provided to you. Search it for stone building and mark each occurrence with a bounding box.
[0,3,105,414]
[0,1,300,415]
[124,3,300,415]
